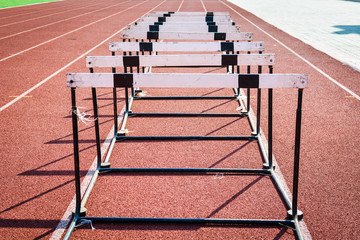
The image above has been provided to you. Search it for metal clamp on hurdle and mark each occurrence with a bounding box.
[64,12,308,240]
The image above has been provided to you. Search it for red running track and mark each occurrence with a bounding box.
[0,0,359,239]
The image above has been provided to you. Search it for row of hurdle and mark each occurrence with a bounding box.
[65,11,308,239]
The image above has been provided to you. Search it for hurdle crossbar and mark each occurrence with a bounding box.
[127,24,241,33]
[109,41,264,52]
[120,31,252,41]
[67,73,307,89]
[139,15,232,23]
[86,54,274,68]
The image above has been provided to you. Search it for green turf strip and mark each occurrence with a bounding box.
[0,0,60,8]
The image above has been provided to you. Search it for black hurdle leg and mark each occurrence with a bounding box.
[289,88,304,221]
[267,65,274,169]
[89,68,102,168]
[255,63,262,135]
[71,88,81,217]
[112,51,119,136]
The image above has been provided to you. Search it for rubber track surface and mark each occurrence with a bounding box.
[0,0,359,239]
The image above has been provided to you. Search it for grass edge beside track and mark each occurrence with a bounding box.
[0,0,61,9]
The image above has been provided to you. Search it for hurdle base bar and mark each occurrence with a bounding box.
[76,216,296,228]
[116,135,257,141]
[128,112,247,118]
[133,95,238,100]
[99,167,270,175]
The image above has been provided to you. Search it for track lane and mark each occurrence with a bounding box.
[0,0,136,40]
[0,0,168,239]
[0,0,154,107]
[0,0,115,28]
[214,0,360,239]
[0,0,99,22]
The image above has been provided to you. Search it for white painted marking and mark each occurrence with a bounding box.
[48,2,168,238]
[200,0,207,12]
[177,0,184,12]
[0,0,149,112]
[0,0,136,62]
[220,0,360,101]
[0,0,132,41]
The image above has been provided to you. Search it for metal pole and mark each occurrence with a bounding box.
[292,88,304,220]
[112,51,118,136]
[268,65,273,169]
[71,87,81,217]
[256,63,262,135]
[90,68,102,168]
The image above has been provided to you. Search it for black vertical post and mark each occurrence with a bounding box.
[246,44,251,112]
[90,68,101,168]
[112,51,118,135]
[123,46,130,114]
[268,66,273,169]
[71,87,81,217]
[129,39,135,97]
[236,41,240,95]
[292,88,304,220]
[256,61,262,135]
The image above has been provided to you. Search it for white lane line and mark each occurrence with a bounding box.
[49,1,167,237]
[220,0,360,101]
[0,0,132,41]
[177,0,184,11]
[0,0,149,113]
[0,0,113,28]
[0,0,134,62]
[200,0,207,12]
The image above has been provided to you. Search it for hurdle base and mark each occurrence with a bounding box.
[287,209,303,221]
[72,207,87,217]
[263,163,275,170]
[100,162,111,168]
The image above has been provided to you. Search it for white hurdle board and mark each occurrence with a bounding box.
[67,73,308,89]
[120,31,253,41]
[139,15,232,23]
[109,41,264,52]
[148,12,231,16]
[86,54,275,68]
[133,21,236,27]
[127,24,241,33]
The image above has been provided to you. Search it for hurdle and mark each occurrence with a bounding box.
[138,15,232,23]
[63,12,308,240]
[148,11,231,16]
[65,68,308,239]
[127,23,241,33]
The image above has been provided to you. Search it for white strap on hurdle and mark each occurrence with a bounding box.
[67,73,308,89]
[149,12,231,16]
[127,24,241,33]
[86,54,275,68]
[109,41,264,52]
[120,31,253,41]
[139,15,232,23]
